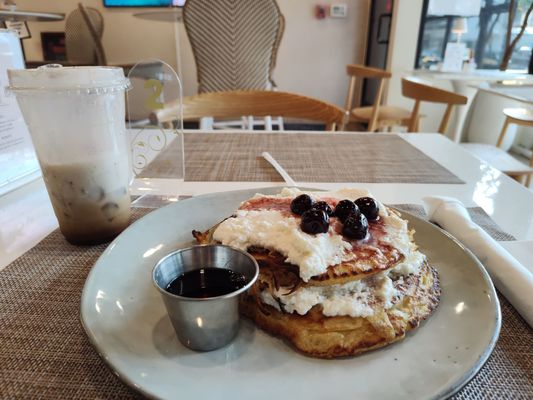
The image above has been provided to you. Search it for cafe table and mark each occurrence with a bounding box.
[0,9,64,22]
[466,82,533,146]
[0,130,532,399]
[413,69,533,143]
[473,82,533,105]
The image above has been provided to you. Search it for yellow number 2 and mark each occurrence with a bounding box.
[144,79,164,110]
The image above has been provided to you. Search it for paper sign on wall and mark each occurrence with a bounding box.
[0,30,40,195]
[4,21,30,39]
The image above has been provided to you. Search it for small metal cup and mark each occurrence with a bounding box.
[152,245,259,351]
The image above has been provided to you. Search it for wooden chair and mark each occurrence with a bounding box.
[462,108,533,186]
[401,77,467,134]
[149,91,347,131]
[344,64,411,132]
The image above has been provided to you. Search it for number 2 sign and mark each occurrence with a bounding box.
[144,79,164,110]
[126,59,184,179]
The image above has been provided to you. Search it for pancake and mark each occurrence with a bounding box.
[240,262,440,358]
[192,188,441,358]
[193,194,412,286]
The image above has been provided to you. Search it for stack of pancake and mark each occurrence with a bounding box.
[193,188,441,358]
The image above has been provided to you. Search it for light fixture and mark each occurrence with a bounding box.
[452,17,468,43]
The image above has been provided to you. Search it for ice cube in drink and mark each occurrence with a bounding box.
[41,154,131,244]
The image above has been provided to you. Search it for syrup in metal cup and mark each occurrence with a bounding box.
[6,65,132,245]
[152,245,259,351]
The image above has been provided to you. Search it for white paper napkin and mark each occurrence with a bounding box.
[423,196,533,327]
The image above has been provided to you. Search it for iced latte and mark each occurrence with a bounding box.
[7,66,132,244]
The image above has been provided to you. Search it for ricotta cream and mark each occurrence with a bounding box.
[263,271,399,317]
[261,251,425,318]
[213,188,418,282]
[213,209,352,281]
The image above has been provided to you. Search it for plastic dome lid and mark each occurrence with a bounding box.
[6,64,131,94]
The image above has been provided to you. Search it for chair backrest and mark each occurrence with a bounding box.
[183,0,283,93]
[150,91,347,131]
[344,64,391,131]
[401,77,467,134]
[65,3,105,65]
[268,12,285,88]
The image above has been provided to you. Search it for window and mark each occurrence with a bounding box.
[416,0,533,71]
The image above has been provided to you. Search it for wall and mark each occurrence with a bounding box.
[17,0,178,79]
[275,0,370,106]
[16,0,370,106]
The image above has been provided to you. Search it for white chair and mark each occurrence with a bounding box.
[462,107,533,186]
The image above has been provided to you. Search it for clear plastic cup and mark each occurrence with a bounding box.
[7,65,132,245]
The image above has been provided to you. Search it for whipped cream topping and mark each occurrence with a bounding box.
[213,188,414,282]
[213,188,429,318]
[213,209,352,281]
[261,249,426,318]
[214,188,370,281]
[378,210,412,256]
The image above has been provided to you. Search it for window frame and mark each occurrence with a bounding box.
[414,0,523,70]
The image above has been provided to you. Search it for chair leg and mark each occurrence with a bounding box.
[246,116,254,130]
[264,116,273,131]
[200,116,214,130]
[408,100,420,132]
[438,104,453,134]
[527,155,533,187]
[278,117,285,131]
[496,117,510,148]
[415,116,421,132]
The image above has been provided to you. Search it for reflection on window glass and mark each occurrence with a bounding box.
[419,19,448,69]
[417,0,533,71]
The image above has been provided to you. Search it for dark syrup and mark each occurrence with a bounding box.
[166,268,247,298]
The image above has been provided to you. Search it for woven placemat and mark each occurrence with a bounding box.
[138,132,464,184]
[0,208,150,399]
[0,203,530,399]
[392,204,516,241]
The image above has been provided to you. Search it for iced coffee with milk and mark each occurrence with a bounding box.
[7,65,132,244]
[41,155,131,244]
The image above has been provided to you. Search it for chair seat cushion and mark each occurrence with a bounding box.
[462,143,533,175]
[350,106,411,122]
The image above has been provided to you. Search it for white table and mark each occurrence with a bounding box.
[474,82,533,105]
[2,131,533,271]
[0,10,64,22]
[414,70,533,143]
[466,82,533,147]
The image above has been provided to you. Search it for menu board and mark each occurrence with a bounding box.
[0,30,40,196]
[441,42,466,72]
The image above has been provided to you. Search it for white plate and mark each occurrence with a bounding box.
[81,188,501,400]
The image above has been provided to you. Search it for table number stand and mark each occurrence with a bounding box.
[127,59,184,180]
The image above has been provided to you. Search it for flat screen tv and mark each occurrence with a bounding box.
[103,0,185,7]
